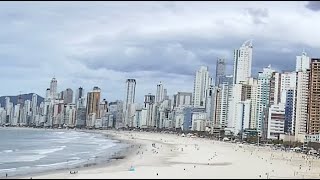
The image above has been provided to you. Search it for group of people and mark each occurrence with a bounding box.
[69,170,78,174]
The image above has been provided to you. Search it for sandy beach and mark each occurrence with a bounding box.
[19,130,320,179]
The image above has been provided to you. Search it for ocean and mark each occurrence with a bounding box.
[0,128,128,178]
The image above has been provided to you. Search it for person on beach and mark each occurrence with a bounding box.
[5,173,7,178]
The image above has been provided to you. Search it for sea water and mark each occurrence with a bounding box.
[0,127,128,177]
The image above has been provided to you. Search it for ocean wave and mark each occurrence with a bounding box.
[29,146,66,155]
[52,132,65,135]
[0,155,46,163]
[0,168,17,173]
[36,159,84,168]
[1,149,13,153]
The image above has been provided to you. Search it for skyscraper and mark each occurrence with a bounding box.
[193,66,211,108]
[296,50,310,72]
[233,40,253,84]
[50,78,58,99]
[173,92,192,108]
[256,65,275,137]
[75,87,85,108]
[215,58,226,86]
[156,81,164,103]
[295,70,310,142]
[125,79,136,110]
[144,93,156,127]
[75,87,84,100]
[64,88,73,104]
[308,58,320,135]
[86,87,101,127]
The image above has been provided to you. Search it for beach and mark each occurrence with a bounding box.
[19,130,320,179]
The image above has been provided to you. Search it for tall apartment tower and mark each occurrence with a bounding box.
[256,65,275,136]
[308,59,320,135]
[64,88,73,104]
[233,40,253,84]
[144,93,156,127]
[156,81,164,103]
[193,66,211,108]
[296,50,310,72]
[295,70,310,142]
[215,58,226,86]
[75,87,84,100]
[50,77,58,99]
[125,79,136,110]
[86,87,101,127]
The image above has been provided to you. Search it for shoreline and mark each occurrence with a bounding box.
[20,130,320,179]
[5,128,320,179]
[7,129,140,179]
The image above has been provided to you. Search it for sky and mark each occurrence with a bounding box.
[0,1,320,103]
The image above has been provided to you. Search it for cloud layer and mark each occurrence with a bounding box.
[0,1,319,102]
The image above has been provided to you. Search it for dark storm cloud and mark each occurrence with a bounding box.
[305,1,320,11]
[0,1,316,101]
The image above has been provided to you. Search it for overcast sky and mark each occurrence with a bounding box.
[0,1,320,102]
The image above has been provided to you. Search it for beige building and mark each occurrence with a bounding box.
[308,59,320,135]
[86,87,101,127]
[295,71,310,142]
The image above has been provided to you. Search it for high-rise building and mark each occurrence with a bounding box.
[308,58,320,135]
[296,50,310,72]
[75,87,85,108]
[247,77,258,129]
[75,87,84,100]
[193,66,211,108]
[45,88,50,100]
[284,89,295,134]
[216,75,233,128]
[173,92,192,108]
[144,93,156,127]
[64,88,73,104]
[277,71,297,135]
[280,72,296,103]
[86,87,101,127]
[267,103,285,139]
[233,40,253,84]
[256,65,275,137]
[295,70,310,141]
[215,58,226,86]
[156,81,164,103]
[125,79,136,110]
[50,78,58,99]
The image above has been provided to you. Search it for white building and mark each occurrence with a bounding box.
[193,66,211,108]
[267,103,285,140]
[64,104,76,127]
[192,112,206,131]
[125,79,136,110]
[295,71,310,142]
[233,40,253,84]
[247,78,258,129]
[174,92,192,108]
[256,65,275,136]
[280,72,296,103]
[50,77,58,100]
[12,104,20,126]
[296,50,310,72]
[305,134,320,143]
[156,81,164,103]
[124,79,136,127]
[228,83,243,133]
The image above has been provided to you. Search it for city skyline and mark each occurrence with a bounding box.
[0,1,319,102]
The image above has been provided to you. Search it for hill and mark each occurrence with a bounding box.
[0,93,44,107]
